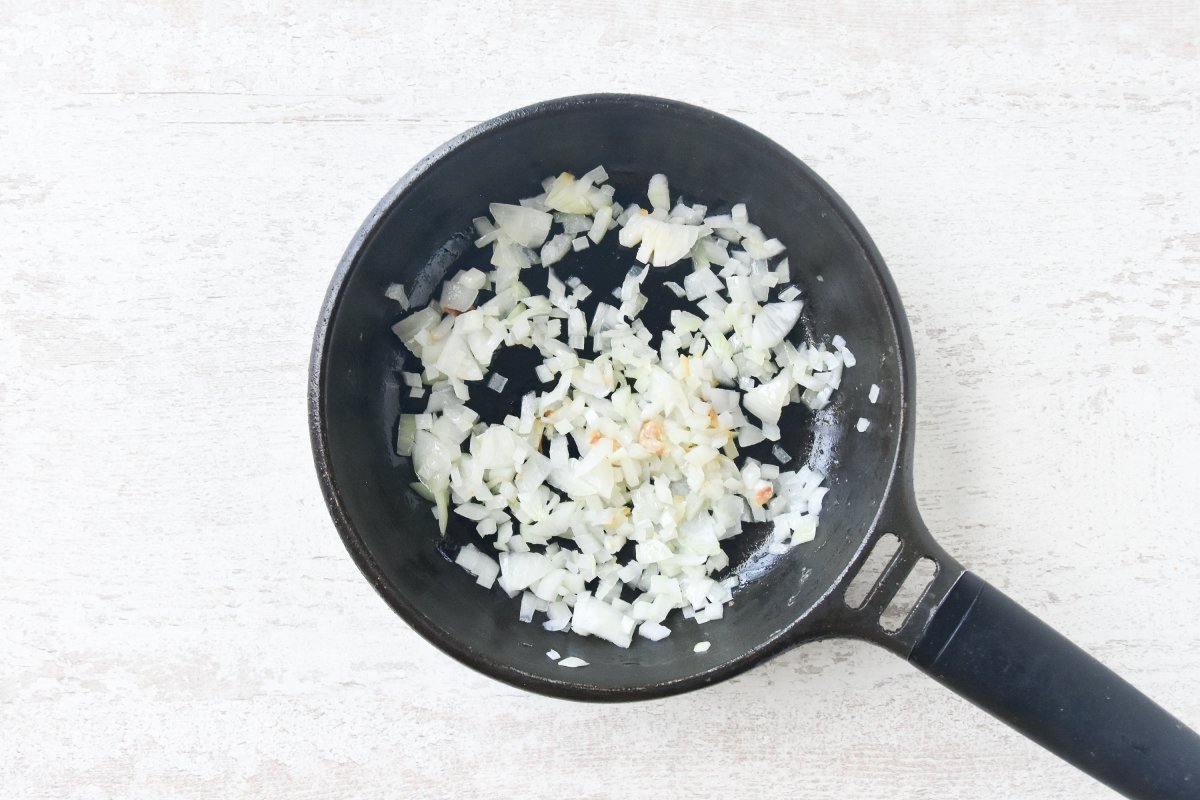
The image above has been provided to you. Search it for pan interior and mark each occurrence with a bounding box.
[316,96,906,696]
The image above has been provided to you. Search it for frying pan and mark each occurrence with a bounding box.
[309,94,1199,798]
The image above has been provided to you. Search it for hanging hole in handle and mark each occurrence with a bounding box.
[879,557,938,632]
[843,533,901,609]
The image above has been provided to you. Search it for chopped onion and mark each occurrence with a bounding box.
[647,173,670,211]
[490,237,533,272]
[498,551,555,594]
[580,165,608,184]
[557,656,589,668]
[487,372,508,393]
[545,173,596,214]
[519,591,539,622]
[396,414,417,457]
[441,278,479,313]
[619,214,704,268]
[749,301,803,349]
[588,205,614,244]
[684,268,723,301]
[856,417,870,432]
[472,216,495,236]
[743,374,793,425]
[693,641,711,653]
[571,593,634,648]
[541,233,573,267]
[559,214,592,236]
[455,544,499,588]
[385,283,410,309]
[391,307,439,349]
[638,621,671,641]
[391,166,852,650]
[774,258,791,282]
[869,384,880,403]
[489,203,552,248]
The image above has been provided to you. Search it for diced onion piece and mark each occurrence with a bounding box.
[580,165,609,184]
[489,203,552,248]
[545,173,595,214]
[694,641,711,653]
[571,593,634,648]
[396,414,417,456]
[392,307,439,350]
[559,214,592,236]
[519,591,539,622]
[457,268,488,290]
[498,551,555,594]
[541,233,573,267]
[490,237,533,272]
[558,656,589,668]
[385,283,410,309]
[432,332,484,382]
[588,205,613,244]
[856,417,870,432]
[749,301,803,349]
[441,279,479,313]
[619,215,704,268]
[487,372,509,393]
[455,544,500,588]
[774,258,790,282]
[683,268,723,301]
[743,374,793,425]
[647,173,670,211]
[638,622,672,641]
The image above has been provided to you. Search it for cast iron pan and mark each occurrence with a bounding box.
[310,94,1199,798]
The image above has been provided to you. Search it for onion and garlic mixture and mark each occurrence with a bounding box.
[387,168,854,649]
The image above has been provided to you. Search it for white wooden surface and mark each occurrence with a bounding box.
[3,2,1198,797]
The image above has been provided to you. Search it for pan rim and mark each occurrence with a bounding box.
[308,92,916,701]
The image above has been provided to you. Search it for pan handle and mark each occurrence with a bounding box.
[910,570,1200,799]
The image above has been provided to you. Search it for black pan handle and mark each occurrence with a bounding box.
[910,571,1200,799]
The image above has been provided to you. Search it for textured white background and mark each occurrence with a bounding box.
[2,2,1198,798]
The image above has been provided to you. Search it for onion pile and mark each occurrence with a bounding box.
[387,169,853,651]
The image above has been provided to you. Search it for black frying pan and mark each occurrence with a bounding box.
[310,94,1199,798]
